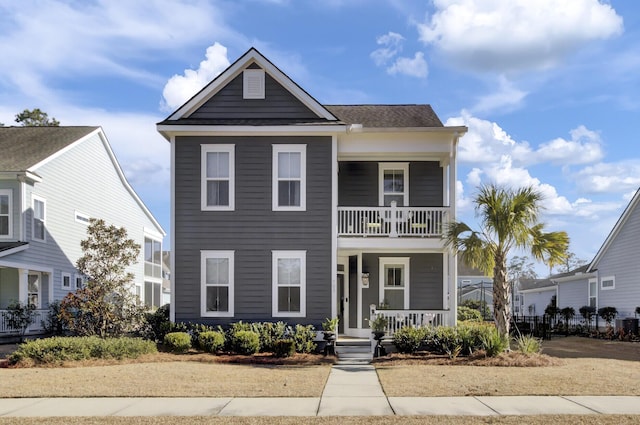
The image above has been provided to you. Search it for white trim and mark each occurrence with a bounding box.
[61,272,71,289]
[600,275,615,291]
[243,69,265,99]
[378,163,409,207]
[144,235,163,280]
[31,195,46,242]
[338,237,446,250]
[331,135,338,321]
[379,257,410,309]
[74,274,84,290]
[588,278,597,308]
[170,137,176,322]
[0,189,12,239]
[272,250,306,318]
[0,259,54,274]
[357,252,363,328]
[272,144,306,211]
[20,182,26,240]
[200,250,235,317]
[0,243,28,258]
[74,210,90,225]
[201,144,235,211]
[158,125,346,139]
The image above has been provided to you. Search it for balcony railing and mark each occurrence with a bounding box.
[338,205,449,237]
[0,309,48,334]
[369,309,450,336]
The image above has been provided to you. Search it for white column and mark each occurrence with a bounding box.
[18,268,28,304]
[331,135,338,320]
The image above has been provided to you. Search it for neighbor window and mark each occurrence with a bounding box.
[145,281,162,309]
[0,189,11,238]
[144,237,162,279]
[601,276,615,290]
[62,272,71,289]
[588,278,597,308]
[75,211,90,224]
[201,250,234,317]
[379,257,410,310]
[379,163,409,206]
[272,251,306,317]
[32,196,46,241]
[273,145,306,211]
[201,144,235,210]
[75,275,84,290]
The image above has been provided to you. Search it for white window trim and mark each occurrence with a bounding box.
[74,274,85,290]
[378,163,409,206]
[600,275,615,291]
[243,69,265,99]
[74,211,90,225]
[32,195,46,242]
[144,234,163,280]
[588,278,597,308]
[201,144,235,211]
[0,189,12,239]
[61,272,71,289]
[379,257,410,309]
[201,250,235,317]
[272,144,306,211]
[272,250,306,318]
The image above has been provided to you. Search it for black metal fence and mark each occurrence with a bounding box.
[511,315,596,340]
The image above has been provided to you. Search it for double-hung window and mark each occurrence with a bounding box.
[201,250,234,317]
[61,272,71,289]
[32,195,46,241]
[0,189,11,238]
[379,257,410,310]
[272,251,306,317]
[379,163,409,206]
[202,144,235,210]
[588,278,597,308]
[273,145,306,211]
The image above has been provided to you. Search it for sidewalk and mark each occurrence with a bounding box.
[1,364,640,417]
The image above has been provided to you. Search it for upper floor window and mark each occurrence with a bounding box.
[62,272,71,289]
[379,163,409,206]
[601,276,615,290]
[273,144,306,211]
[32,195,46,242]
[0,189,11,238]
[201,144,235,211]
[144,237,162,279]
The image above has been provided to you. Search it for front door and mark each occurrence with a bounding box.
[27,273,41,308]
[337,273,345,333]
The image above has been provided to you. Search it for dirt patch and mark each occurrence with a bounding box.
[542,336,640,361]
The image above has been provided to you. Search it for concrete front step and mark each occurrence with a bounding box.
[335,339,373,364]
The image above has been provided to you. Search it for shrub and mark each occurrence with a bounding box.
[393,326,426,354]
[10,336,157,365]
[233,330,260,355]
[141,304,171,342]
[164,332,192,353]
[43,300,66,336]
[598,306,618,326]
[515,334,542,354]
[432,326,462,358]
[460,299,490,319]
[290,324,317,354]
[457,306,483,322]
[198,331,225,353]
[2,301,36,341]
[273,339,296,358]
[226,321,253,352]
[479,327,508,357]
[252,321,287,352]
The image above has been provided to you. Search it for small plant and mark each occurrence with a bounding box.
[2,301,36,342]
[393,326,426,354]
[321,317,339,333]
[369,315,388,333]
[252,321,287,352]
[560,307,575,333]
[515,334,542,354]
[479,327,508,357]
[198,331,225,353]
[291,324,317,354]
[273,339,296,358]
[457,306,483,322]
[598,306,618,327]
[233,330,260,355]
[164,332,192,353]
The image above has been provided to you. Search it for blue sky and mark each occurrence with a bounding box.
[0,0,637,274]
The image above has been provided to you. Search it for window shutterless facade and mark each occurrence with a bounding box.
[273,145,306,211]
[201,144,235,211]
[379,163,409,206]
[272,251,306,317]
[144,237,162,279]
[0,189,11,238]
[62,272,71,289]
[588,278,597,308]
[32,195,46,241]
[379,257,410,309]
[201,250,234,317]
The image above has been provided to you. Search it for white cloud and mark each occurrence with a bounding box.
[371,32,405,66]
[417,0,623,73]
[574,161,640,193]
[161,42,231,111]
[535,125,604,165]
[387,52,428,78]
[471,76,528,113]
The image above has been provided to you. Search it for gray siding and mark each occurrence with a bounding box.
[361,253,443,328]
[190,71,319,120]
[338,161,443,206]
[594,200,640,318]
[557,278,589,312]
[174,135,332,326]
[523,289,556,316]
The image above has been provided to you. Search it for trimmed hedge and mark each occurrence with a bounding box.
[233,330,260,355]
[198,331,225,353]
[10,336,157,365]
[164,332,192,353]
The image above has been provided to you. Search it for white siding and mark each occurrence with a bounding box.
[557,278,590,312]
[522,289,556,316]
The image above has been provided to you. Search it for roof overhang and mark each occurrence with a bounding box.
[158,124,347,141]
[518,285,557,294]
[552,272,596,283]
[0,171,42,184]
[0,242,29,258]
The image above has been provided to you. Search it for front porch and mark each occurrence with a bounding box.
[0,309,48,335]
[368,308,449,336]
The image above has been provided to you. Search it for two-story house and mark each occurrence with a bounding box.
[157,48,466,337]
[0,126,166,333]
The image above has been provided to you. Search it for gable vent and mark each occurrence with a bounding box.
[243,69,265,99]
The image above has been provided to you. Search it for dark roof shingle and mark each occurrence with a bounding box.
[325,105,443,128]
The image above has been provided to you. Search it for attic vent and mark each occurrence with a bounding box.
[243,69,265,99]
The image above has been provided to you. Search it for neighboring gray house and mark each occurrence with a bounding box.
[157,48,466,337]
[554,265,594,315]
[515,278,557,317]
[457,259,493,315]
[0,126,165,333]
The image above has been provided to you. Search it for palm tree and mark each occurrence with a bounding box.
[446,184,569,345]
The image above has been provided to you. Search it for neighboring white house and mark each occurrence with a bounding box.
[457,259,493,316]
[515,278,557,317]
[0,126,166,334]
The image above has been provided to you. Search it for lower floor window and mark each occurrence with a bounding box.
[272,251,306,317]
[145,281,162,309]
[201,250,234,317]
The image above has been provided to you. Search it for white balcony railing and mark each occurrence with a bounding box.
[338,205,449,237]
[369,309,450,336]
[0,309,48,334]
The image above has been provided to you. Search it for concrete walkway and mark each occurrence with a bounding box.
[2,364,640,417]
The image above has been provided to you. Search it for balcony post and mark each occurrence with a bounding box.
[390,201,398,237]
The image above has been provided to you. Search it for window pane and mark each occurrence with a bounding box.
[206,286,229,312]
[385,266,403,287]
[145,282,153,308]
[0,195,7,214]
[153,241,162,265]
[206,258,229,285]
[589,297,596,308]
[383,195,404,207]
[383,170,404,193]
[207,152,229,178]
[34,200,44,220]
[278,258,300,286]
[278,152,301,179]
[63,276,70,287]
[589,281,596,295]
[207,181,229,206]
[144,238,153,262]
[384,289,404,309]
[278,286,300,312]
[154,282,161,308]
[34,220,45,239]
[278,181,300,206]
[0,217,7,235]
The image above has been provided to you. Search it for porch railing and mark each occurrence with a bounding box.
[0,309,48,334]
[338,205,449,237]
[370,309,450,336]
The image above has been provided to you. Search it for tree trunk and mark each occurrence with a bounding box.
[493,252,511,348]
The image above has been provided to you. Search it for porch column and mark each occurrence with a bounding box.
[18,268,28,304]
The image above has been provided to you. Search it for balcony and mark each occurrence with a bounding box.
[338,204,449,238]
